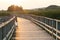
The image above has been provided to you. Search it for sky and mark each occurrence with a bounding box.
[0,0,60,10]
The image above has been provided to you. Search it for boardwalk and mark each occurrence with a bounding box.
[15,17,55,40]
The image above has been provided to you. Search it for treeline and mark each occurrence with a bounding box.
[0,5,24,16]
[27,5,60,19]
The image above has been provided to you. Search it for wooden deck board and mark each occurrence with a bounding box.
[15,17,55,40]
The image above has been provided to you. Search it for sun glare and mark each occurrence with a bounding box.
[6,0,23,6]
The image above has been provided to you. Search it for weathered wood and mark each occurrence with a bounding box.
[14,17,55,40]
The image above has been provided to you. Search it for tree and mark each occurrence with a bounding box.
[7,5,23,12]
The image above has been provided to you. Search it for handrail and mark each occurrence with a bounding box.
[31,15,60,22]
[0,16,17,40]
[0,16,15,28]
[29,15,60,40]
[3,25,14,40]
[31,17,60,34]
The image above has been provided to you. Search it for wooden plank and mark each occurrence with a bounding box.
[14,17,55,40]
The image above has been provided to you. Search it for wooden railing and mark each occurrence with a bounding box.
[29,15,60,40]
[0,16,17,40]
[17,14,60,40]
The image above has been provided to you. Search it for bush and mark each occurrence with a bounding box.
[0,11,10,16]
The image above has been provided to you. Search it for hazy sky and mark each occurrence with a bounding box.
[0,0,60,10]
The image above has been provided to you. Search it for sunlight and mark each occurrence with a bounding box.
[8,0,22,5]
[0,0,60,10]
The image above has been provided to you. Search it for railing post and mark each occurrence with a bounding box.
[52,20,54,39]
[56,21,58,40]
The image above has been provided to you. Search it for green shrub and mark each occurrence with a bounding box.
[0,11,10,16]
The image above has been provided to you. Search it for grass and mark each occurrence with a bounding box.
[28,9,60,20]
[0,11,11,16]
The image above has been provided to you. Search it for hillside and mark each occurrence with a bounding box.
[28,5,60,19]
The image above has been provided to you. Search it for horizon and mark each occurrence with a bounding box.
[0,0,60,10]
